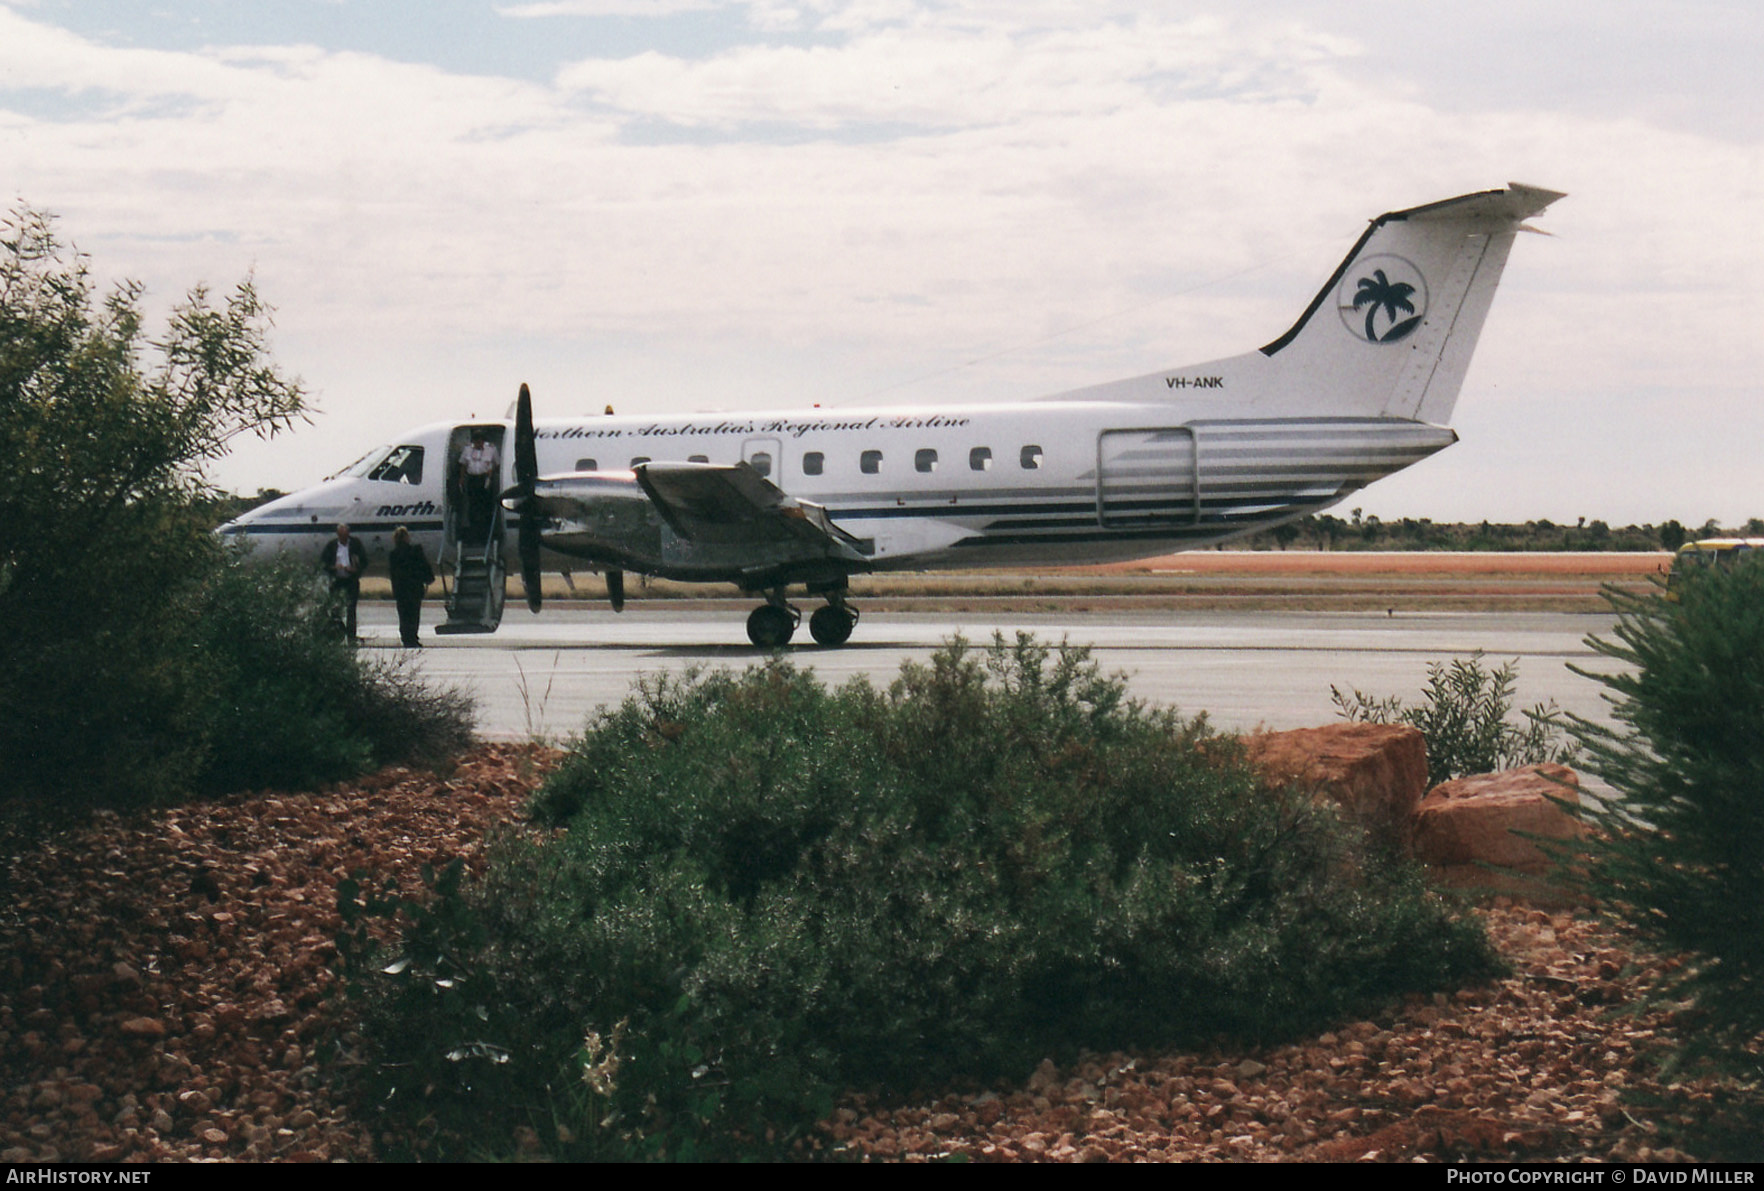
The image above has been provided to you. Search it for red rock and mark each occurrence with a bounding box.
[1243,723,1427,848]
[1413,764,1584,903]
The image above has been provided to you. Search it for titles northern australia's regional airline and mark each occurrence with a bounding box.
[222,184,1563,647]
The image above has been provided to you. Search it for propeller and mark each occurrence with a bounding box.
[513,382,543,612]
[510,381,626,615]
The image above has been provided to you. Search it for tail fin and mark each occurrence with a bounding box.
[1255,183,1564,424]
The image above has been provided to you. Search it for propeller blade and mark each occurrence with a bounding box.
[607,568,625,613]
[515,382,544,612]
[514,382,538,493]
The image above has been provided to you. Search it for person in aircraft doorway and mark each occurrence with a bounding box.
[457,427,500,542]
[388,525,435,648]
[319,523,366,643]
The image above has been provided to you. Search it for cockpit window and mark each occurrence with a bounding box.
[368,445,424,484]
[333,446,392,480]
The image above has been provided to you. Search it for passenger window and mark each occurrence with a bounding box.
[748,451,773,478]
[970,447,992,471]
[688,454,709,464]
[575,458,598,472]
[368,445,424,484]
[861,450,883,475]
[803,451,824,476]
[630,456,651,467]
[915,449,938,473]
[1020,445,1043,470]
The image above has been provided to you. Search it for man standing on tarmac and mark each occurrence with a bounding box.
[320,523,366,642]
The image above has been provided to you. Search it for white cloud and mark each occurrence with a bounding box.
[4,1,1762,522]
[551,15,1353,129]
[496,1,725,16]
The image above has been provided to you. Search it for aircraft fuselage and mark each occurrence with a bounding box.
[221,397,1453,580]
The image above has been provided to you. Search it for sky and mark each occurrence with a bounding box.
[4,0,1761,526]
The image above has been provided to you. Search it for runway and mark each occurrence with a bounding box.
[353,604,1625,745]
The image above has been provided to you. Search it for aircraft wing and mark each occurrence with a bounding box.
[635,462,871,560]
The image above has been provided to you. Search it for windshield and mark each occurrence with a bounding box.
[368,445,424,484]
[329,446,392,480]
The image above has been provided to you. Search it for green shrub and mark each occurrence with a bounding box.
[1568,563,1764,1074]
[192,553,475,794]
[335,635,1499,1161]
[0,205,309,810]
[0,205,473,815]
[1332,653,1577,787]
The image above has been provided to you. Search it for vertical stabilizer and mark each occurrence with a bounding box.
[1256,183,1564,424]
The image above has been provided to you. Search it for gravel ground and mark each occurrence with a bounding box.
[0,745,1745,1163]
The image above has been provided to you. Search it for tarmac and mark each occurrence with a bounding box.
[351,604,1624,744]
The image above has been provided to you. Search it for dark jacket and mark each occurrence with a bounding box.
[320,537,366,579]
[389,542,434,591]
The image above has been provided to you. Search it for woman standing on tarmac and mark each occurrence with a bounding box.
[388,525,435,648]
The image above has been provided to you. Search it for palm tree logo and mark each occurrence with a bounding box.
[1338,255,1427,344]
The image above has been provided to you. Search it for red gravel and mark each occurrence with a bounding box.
[0,745,1742,1162]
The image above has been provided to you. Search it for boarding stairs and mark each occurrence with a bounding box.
[435,504,508,635]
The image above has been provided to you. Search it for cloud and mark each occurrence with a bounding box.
[552,15,1352,130]
[5,1,1762,520]
[497,1,725,16]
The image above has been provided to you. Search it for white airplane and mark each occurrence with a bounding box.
[220,183,1563,646]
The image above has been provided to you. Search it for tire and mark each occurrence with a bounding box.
[746,604,795,647]
[808,605,855,646]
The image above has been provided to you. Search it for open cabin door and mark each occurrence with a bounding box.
[1096,428,1198,528]
[436,423,511,634]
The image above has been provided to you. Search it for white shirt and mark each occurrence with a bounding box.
[460,441,499,477]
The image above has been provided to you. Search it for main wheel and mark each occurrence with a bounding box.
[746,604,796,647]
[808,604,856,646]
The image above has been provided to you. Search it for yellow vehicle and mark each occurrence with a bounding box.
[1667,538,1764,595]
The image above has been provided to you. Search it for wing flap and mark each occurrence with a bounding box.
[636,462,870,558]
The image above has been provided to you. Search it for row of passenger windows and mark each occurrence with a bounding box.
[574,446,1046,477]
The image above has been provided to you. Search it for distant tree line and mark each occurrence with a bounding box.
[199,487,287,527]
[1239,510,1756,553]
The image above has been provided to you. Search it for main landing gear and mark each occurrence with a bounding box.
[745,593,859,648]
[808,602,857,646]
[745,601,798,648]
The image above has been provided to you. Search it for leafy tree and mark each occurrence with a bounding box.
[0,204,306,806]
[1568,561,1764,1071]
[1332,654,1577,788]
